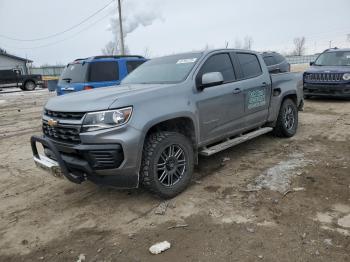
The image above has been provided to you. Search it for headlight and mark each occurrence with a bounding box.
[82,107,132,132]
[343,73,350,81]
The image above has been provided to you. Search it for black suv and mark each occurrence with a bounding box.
[261,52,290,74]
[303,48,350,98]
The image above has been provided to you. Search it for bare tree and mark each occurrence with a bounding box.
[234,39,242,49]
[143,47,151,58]
[102,41,117,55]
[102,40,129,56]
[293,37,306,56]
[243,36,253,50]
[0,47,6,54]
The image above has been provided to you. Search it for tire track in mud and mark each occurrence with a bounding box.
[0,127,41,140]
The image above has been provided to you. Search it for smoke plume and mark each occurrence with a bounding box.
[103,0,162,55]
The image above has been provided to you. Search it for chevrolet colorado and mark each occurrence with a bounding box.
[31,49,303,198]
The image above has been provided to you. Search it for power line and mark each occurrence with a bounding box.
[2,11,111,50]
[0,0,114,42]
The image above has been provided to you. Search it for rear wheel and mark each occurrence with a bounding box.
[23,81,36,91]
[140,131,194,199]
[273,98,298,137]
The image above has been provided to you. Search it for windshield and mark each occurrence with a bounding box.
[122,53,202,84]
[58,63,87,84]
[314,51,350,66]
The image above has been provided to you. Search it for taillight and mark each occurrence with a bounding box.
[84,85,94,90]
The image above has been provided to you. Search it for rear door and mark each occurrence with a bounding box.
[233,52,272,128]
[195,53,245,143]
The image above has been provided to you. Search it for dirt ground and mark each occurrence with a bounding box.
[0,89,349,262]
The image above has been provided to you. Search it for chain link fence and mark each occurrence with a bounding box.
[29,66,64,77]
[285,55,319,65]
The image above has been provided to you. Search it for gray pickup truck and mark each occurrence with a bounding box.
[31,49,303,198]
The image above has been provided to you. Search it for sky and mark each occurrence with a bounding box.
[0,0,349,66]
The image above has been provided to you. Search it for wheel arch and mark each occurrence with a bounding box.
[139,115,199,164]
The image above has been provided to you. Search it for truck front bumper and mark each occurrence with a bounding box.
[304,83,350,98]
[30,134,140,188]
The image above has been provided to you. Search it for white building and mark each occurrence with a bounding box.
[0,52,32,75]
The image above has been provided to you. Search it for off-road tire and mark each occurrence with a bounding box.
[24,80,36,91]
[304,95,311,99]
[273,98,298,137]
[140,131,194,199]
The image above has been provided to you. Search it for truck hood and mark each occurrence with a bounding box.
[45,83,175,112]
[306,65,350,74]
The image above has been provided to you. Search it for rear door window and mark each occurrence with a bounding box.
[237,53,262,79]
[88,61,119,82]
[198,53,235,83]
[59,63,88,84]
[126,60,146,73]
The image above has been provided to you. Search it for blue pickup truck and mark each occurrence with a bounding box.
[56,55,147,95]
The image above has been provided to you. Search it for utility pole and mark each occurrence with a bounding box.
[117,0,125,55]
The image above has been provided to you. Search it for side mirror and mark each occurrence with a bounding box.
[309,61,314,66]
[200,72,224,89]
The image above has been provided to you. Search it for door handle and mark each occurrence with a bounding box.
[261,82,268,87]
[232,88,241,94]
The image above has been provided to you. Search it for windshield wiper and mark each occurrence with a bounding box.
[62,78,72,82]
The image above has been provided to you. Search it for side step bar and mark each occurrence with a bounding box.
[199,127,273,156]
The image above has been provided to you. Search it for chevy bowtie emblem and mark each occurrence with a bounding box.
[48,119,58,127]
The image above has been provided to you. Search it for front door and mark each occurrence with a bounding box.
[195,53,245,144]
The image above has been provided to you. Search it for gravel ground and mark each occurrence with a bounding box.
[0,90,349,261]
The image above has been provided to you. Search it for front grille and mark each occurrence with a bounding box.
[305,73,343,82]
[43,121,81,144]
[88,150,124,169]
[45,110,85,120]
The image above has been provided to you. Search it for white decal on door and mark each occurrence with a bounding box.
[248,88,266,109]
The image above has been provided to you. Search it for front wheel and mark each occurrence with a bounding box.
[273,98,298,137]
[140,131,194,199]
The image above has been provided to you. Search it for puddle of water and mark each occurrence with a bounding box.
[248,153,312,193]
